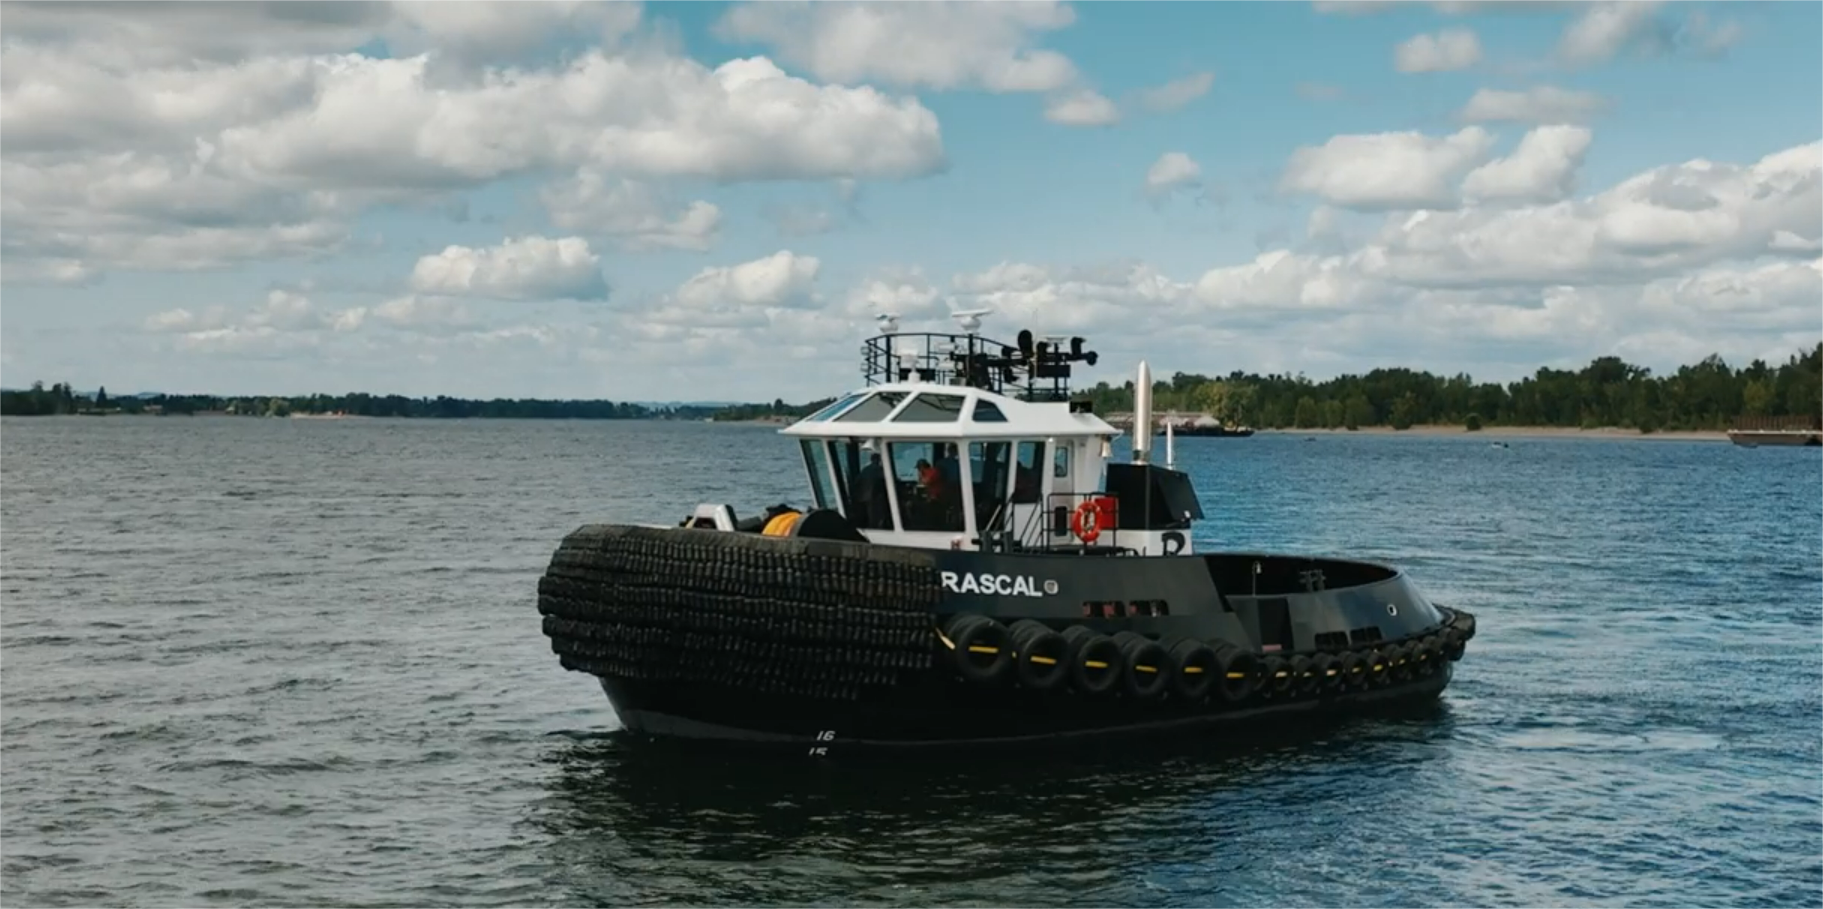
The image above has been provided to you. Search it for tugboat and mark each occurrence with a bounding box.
[536,312,1477,753]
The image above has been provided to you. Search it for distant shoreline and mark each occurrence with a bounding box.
[0,413,1750,441]
[724,420,1733,440]
[1254,424,1729,442]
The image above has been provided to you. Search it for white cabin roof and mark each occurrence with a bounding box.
[778,382,1119,440]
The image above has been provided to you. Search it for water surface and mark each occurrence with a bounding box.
[3,417,1818,907]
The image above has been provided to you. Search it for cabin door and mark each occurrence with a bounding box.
[996,440,1044,546]
[965,441,1012,539]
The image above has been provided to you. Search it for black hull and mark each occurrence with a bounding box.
[599,664,1452,753]
[538,523,1477,753]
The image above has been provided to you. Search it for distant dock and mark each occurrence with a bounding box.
[1726,415,1822,447]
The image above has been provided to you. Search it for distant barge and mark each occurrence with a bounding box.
[1727,415,1822,447]
[1106,414,1256,438]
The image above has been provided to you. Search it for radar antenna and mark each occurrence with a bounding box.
[951,308,991,335]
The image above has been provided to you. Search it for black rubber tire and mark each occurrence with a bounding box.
[1312,652,1342,689]
[1165,638,1218,702]
[1443,628,1467,661]
[1060,625,1122,696]
[943,614,1012,685]
[1410,636,1440,677]
[1448,608,1477,641]
[1007,619,1067,691]
[1213,644,1260,703]
[1365,648,1392,687]
[1338,651,1368,689]
[1260,654,1292,696]
[1112,632,1169,700]
[1290,654,1319,695]
[1383,642,1412,682]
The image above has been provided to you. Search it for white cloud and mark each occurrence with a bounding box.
[1,149,353,275]
[0,257,99,287]
[213,52,944,189]
[1135,72,1214,112]
[1461,125,1594,205]
[144,290,368,343]
[951,260,1195,335]
[1044,89,1121,127]
[540,172,722,252]
[0,10,945,282]
[712,0,1079,93]
[1144,152,1203,199]
[1193,250,1371,314]
[0,0,645,63]
[1395,28,1483,73]
[654,251,824,328]
[1676,10,1744,59]
[1314,1,1581,16]
[1267,0,1737,81]
[842,268,948,321]
[1280,127,1495,210]
[1557,1,1670,65]
[1356,141,1822,288]
[1458,86,1608,125]
[1771,231,1823,255]
[409,236,611,301]
[385,1,644,67]
[144,306,233,334]
[372,295,475,332]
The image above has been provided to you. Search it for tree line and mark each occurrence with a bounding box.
[0,383,710,420]
[1075,343,1822,433]
[727,344,1821,433]
[4,343,1817,431]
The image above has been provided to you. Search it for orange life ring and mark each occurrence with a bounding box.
[1071,497,1115,543]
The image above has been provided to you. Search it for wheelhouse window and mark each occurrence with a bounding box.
[834,391,906,422]
[801,393,865,422]
[891,392,965,422]
[888,441,963,532]
[970,400,1007,422]
[851,443,892,530]
[1013,440,1042,504]
[1053,443,1071,479]
[825,438,885,527]
[799,439,834,509]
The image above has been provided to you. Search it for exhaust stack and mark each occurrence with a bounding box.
[1133,360,1152,464]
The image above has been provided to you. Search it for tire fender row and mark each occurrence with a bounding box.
[931,605,1477,706]
[537,524,942,701]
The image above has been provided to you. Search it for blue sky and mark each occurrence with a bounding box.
[1,0,1818,401]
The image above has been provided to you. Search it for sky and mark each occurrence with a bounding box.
[1,0,1819,403]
